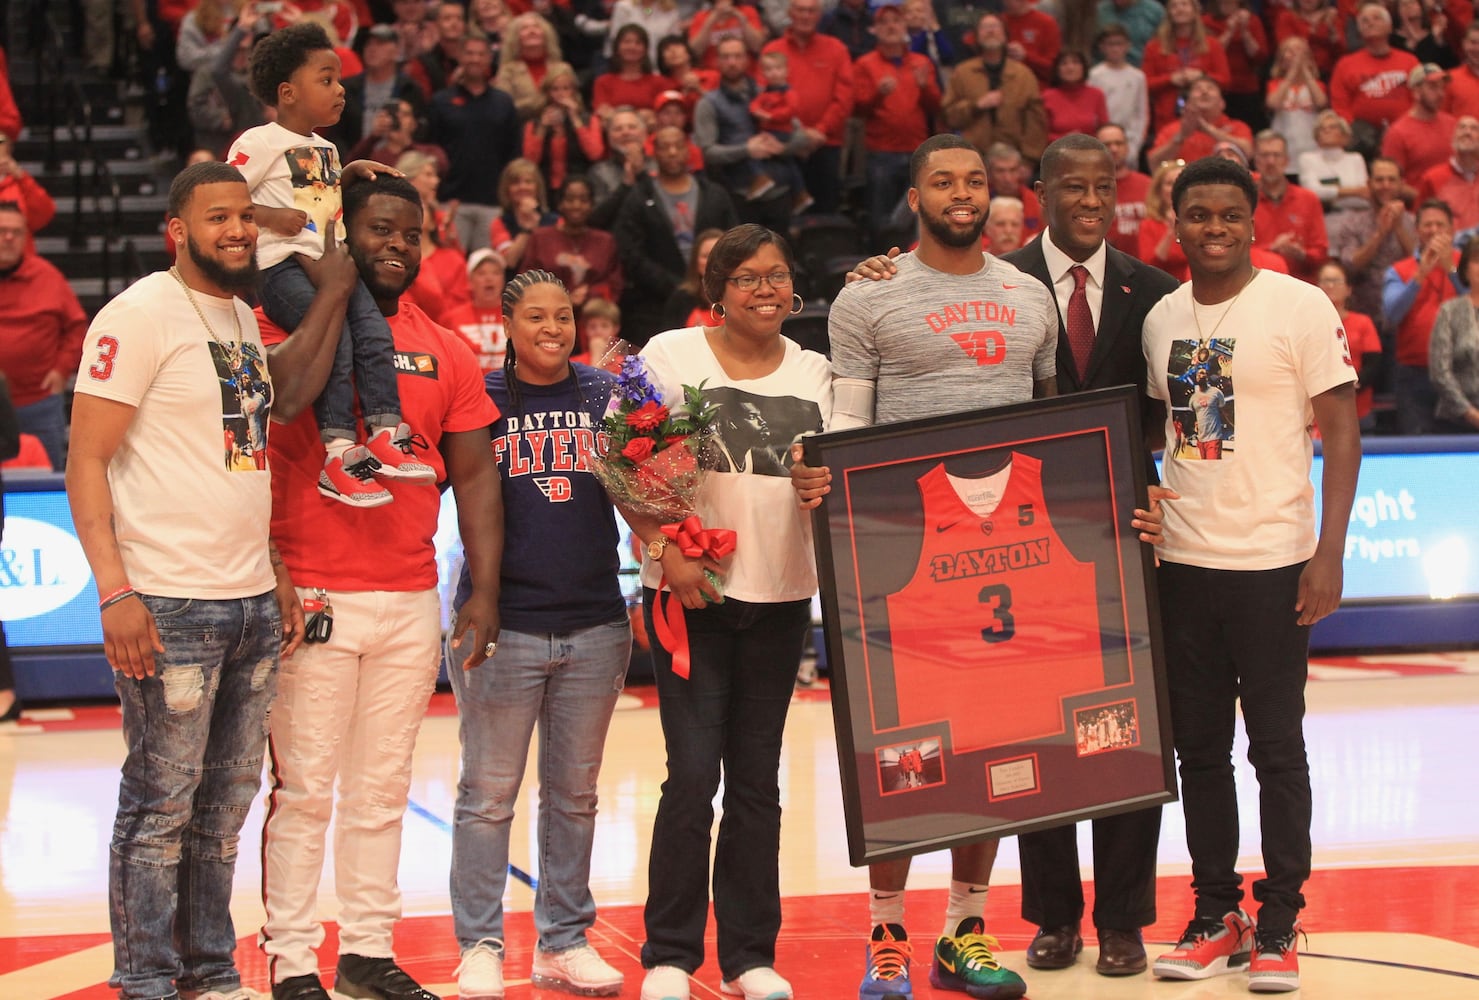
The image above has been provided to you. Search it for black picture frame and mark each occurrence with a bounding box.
[803,386,1177,866]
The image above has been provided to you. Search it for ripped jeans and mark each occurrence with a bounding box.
[447,618,631,954]
[110,591,281,1000]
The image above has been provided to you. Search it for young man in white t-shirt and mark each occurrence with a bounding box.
[66,161,306,1000]
[1142,156,1360,995]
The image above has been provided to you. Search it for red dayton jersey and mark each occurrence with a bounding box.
[884,454,1104,753]
[899,748,924,774]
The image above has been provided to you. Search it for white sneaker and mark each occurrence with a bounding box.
[456,937,505,999]
[720,966,793,1000]
[532,943,623,996]
[640,964,692,1000]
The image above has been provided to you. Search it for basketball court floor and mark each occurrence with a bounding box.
[2,650,1476,999]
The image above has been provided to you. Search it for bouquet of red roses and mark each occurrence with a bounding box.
[588,352,719,522]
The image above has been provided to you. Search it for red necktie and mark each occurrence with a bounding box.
[1067,264,1094,380]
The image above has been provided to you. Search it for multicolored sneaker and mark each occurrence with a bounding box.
[929,918,1027,999]
[1248,922,1303,993]
[365,423,437,483]
[859,922,912,999]
[1152,909,1254,980]
[319,445,392,507]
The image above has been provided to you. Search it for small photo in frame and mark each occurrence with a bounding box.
[1074,699,1142,757]
[877,737,945,794]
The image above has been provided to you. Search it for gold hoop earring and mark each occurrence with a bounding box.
[709,303,725,323]
[790,294,803,315]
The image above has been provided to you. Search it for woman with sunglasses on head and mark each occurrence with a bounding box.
[627,224,831,1000]
[446,269,632,1000]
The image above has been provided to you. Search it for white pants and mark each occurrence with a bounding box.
[259,587,442,983]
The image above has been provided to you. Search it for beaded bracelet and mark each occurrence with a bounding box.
[99,587,139,611]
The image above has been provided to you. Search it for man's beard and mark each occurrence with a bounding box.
[350,243,420,300]
[186,235,260,296]
[921,207,987,249]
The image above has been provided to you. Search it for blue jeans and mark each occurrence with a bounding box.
[17,392,67,471]
[109,592,282,1000]
[259,257,402,442]
[639,591,811,980]
[447,618,631,953]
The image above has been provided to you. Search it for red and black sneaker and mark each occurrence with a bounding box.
[1248,921,1304,993]
[365,423,436,483]
[1153,909,1254,980]
[319,445,392,508]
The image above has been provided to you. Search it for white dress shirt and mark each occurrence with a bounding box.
[1038,231,1109,335]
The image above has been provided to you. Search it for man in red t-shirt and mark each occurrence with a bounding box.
[760,0,854,212]
[1002,0,1062,85]
[1252,131,1328,283]
[1383,199,1461,433]
[1444,23,1479,118]
[256,174,504,1000]
[1382,63,1457,191]
[1097,123,1151,257]
[0,203,87,470]
[1329,2,1419,155]
[854,0,942,247]
[1416,115,1479,230]
[1147,77,1254,167]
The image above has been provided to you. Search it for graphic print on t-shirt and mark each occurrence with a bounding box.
[1166,337,1235,460]
[925,297,1028,367]
[284,144,342,238]
[494,404,609,503]
[212,341,273,472]
[883,454,1106,753]
[701,385,824,477]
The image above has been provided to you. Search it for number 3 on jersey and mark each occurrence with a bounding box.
[89,335,120,381]
[979,583,1015,642]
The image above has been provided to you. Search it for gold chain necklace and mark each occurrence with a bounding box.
[170,265,245,372]
[1192,267,1259,343]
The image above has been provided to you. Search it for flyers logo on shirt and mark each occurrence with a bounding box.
[229,150,249,167]
[535,477,573,502]
[927,300,1018,366]
[393,351,440,378]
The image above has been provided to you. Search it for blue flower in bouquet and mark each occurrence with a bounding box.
[617,356,662,406]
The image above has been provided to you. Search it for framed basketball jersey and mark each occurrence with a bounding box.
[805,387,1176,865]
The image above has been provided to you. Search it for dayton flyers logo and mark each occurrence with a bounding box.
[949,330,1006,366]
[534,477,573,502]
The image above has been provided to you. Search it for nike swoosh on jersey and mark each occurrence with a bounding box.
[1002,283,1019,289]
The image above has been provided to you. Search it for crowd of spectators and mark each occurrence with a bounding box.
[5,0,1479,478]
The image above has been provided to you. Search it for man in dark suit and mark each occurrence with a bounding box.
[615,126,739,345]
[1003,132,1179,978]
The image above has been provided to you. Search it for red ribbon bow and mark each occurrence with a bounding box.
[653,516,738,679]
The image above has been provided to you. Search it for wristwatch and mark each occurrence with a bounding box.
[646,535,671,561]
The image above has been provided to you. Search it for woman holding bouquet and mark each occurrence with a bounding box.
[445,270,631,1000]
[629,224,832,1000]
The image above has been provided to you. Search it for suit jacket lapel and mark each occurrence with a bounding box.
[1086,249,1135,386]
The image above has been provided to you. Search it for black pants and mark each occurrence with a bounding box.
[1157,560,1313,935]
[1018,805,1162,931]
[640,590,811,980]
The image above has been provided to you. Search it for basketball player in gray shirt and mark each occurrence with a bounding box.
[797,133,1050,1000]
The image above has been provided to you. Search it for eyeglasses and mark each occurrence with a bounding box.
[726,271,793,291]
